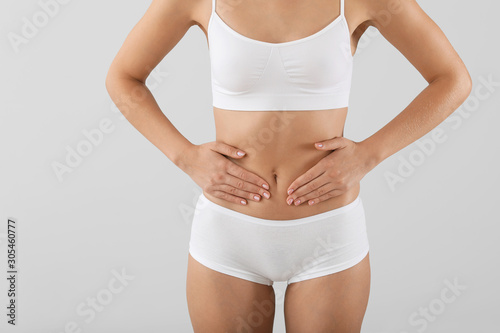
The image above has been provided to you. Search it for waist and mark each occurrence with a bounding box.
[205,107,361,220]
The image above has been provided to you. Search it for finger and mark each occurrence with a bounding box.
[286,164,325,196]
[210,141,247,159]
[290,182,335,206]
[305,189,345,206]
[314,136,348,151]
[212,184,264,202]
[210,190,250,205]
[286,175,331,205]
[223,173,271,199]
[225,162,271,191]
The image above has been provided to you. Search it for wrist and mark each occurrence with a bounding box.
[173,143,197,172]
[358,138,384,173]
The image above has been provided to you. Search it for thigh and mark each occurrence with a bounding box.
[283,252,371,333]
[186,254,276,333]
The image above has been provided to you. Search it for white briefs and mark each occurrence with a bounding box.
[188,192,370,286]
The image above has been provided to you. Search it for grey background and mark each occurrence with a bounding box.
[0,0,498,332]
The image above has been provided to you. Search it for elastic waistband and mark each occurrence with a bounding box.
[211,90,351,111]
[197,192,363,226]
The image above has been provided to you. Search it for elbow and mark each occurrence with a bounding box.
[105,67,143,95]
[105,69,118,95]
[450,63,473,104]
[445,70,473,116]
[457,68,473,102]
[435,67,473,107]
[105,61,125,94]
[105,69,128,99]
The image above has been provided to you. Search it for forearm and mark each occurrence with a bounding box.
[360,74,472,171]
[105,74,194,166]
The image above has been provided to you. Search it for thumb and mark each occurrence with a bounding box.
[211,141,247,158]
[314,137,347,151]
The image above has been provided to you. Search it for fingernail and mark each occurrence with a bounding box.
[253,194,260,201]
[287,188,294,195]
[237,151,245,156]
[294,199,301,205]
[309,200,314,205]
[263,192,270,199]
[287,198,293,205]
[240,199,246,205]
[316,143,323,147]
[262,183,269,190]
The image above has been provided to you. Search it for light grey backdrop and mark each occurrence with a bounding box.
[1,0,498,332]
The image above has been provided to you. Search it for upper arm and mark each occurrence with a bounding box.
[106,0,201,84]
[362,0,471,87]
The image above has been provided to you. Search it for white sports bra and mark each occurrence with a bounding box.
[208,0,353,111]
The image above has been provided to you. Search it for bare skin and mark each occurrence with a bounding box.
[106,0,472,331]
[186,252,371,332]
[198,0,360,220]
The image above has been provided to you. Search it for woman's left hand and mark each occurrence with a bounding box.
[285,137,373,206]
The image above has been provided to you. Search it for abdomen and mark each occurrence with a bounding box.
[205,107,360,220]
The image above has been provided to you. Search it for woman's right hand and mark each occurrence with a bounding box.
[178,141,271,205]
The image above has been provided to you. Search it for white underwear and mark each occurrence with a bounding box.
[188,192,369,286]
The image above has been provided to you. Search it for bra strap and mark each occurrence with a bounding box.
[340,0,345,16]
[212,0,216,13]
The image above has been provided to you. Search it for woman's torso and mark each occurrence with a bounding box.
[196,0,361,220]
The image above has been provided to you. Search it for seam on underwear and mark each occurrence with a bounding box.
[288,246,369,284]
[189,249,273,285]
